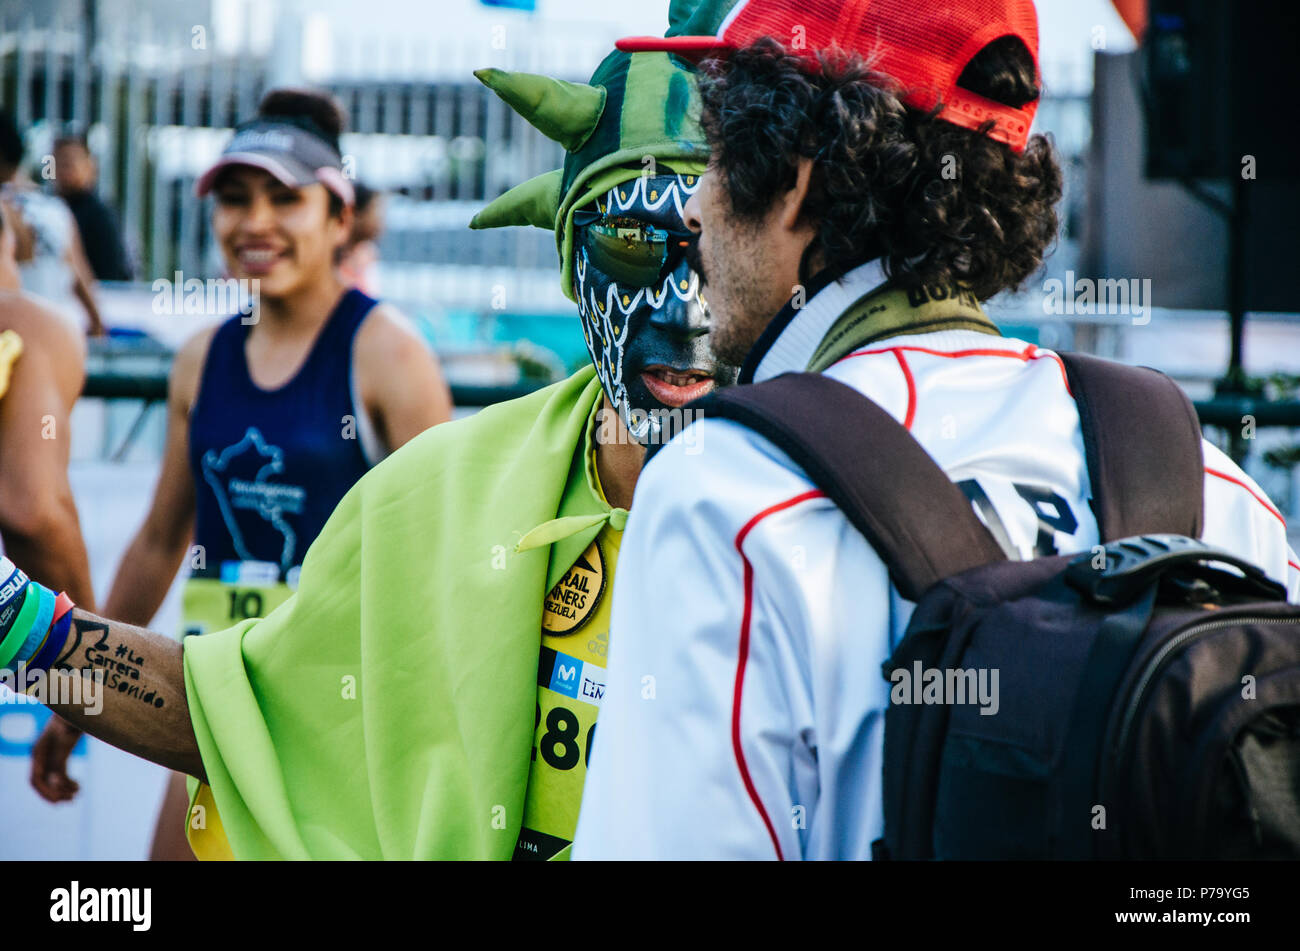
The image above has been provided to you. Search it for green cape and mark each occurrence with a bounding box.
[183,367,618,859]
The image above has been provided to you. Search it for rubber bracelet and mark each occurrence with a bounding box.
[0,557,23,583]
[25,592,77,676]
[0,581,29,642]
[27,608,72,677]
[14,583,57,668]
[52,591,74,623]
[0,584,40,670]
[0,560,25,600]
[0,565,29,637]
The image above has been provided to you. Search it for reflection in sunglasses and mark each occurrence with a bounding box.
[576,213,696,288]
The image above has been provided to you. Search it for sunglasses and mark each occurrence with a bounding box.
[574,211,695,288]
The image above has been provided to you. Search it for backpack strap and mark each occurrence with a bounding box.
[685,372,1005,602]
[1057,353,1204,541]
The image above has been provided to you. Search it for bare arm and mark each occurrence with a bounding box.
[30,325,207,799]
[356,304,453,450]
[43,610,204,780]
[64,229,105,336]
[0,295,100,800]
[0,295,95,606]
[99,329,207,625]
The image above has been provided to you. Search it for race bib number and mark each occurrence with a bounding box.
[515,647,606,861]
[515,536,616,861]
[180,571,294,639]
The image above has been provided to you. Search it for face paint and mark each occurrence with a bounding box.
[574,172,739,445]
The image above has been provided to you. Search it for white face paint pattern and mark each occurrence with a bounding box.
[574,172,704,443]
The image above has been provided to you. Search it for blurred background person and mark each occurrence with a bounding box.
[28,87,454,860]
[2,198,98,809]
[337,182,384,296]
[0,110,105,337]
[0,199,97,640]
[52,134,134,283]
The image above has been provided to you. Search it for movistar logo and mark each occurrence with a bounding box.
[0,569,28,603]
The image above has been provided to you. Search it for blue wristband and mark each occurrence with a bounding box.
[13,583,56,669]
[27,607,72,676]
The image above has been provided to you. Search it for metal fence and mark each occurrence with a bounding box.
[0,15,1100,320]
[0,14,582,315]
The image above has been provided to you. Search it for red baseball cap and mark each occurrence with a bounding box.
[618,0,1040,152]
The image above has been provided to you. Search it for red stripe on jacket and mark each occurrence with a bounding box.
[732,489,826,860]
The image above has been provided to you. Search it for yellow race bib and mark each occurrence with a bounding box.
[515,525,621,861]
[180,576,294,639]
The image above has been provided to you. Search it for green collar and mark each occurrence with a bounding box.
[806,281,1002,373]
[515,388,628,593]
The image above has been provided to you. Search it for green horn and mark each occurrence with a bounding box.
[473,68,607,152]
[469,169,563,232]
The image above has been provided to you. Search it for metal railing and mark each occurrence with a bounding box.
[0,17,568,294]
[1,18,1094,317]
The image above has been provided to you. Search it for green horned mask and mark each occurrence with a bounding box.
[468,43,710,301]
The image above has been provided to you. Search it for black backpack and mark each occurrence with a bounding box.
[690,352,1300,859]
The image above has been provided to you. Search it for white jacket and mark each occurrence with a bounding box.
[572,261,1300,860]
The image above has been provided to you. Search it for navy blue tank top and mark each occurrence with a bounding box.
[188,288,379,579]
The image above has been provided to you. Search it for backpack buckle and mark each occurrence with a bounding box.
[1066,534,1285,605]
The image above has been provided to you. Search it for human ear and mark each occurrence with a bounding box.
[331,200,354,247]
[778,156,816,236]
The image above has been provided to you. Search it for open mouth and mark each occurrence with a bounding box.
[235,247,289,275]
[640,365,716,407]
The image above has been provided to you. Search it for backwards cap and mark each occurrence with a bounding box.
[618,0,1041,153]
[469,29,709,301]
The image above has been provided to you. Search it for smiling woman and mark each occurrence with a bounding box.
[27,87,454,860]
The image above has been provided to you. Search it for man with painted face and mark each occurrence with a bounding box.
[466,54,735,857]
[573,173,723,443]
[0,21,732,859]
[469,62,735,463]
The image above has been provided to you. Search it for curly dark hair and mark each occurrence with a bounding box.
[697,36,1063,301]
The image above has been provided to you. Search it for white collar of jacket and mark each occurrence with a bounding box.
[739,259,890,384]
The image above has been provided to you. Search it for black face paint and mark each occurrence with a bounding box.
[574,172,739,445]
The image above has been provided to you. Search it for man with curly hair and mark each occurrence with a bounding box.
[574,0,1300,859]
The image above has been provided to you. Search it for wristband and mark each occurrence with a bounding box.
[0,585,40,670]
[15,583,57,668]
[26,606,73,678]
[0,556,23,594]
[0,561,30,638]
[53,592,75,623]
